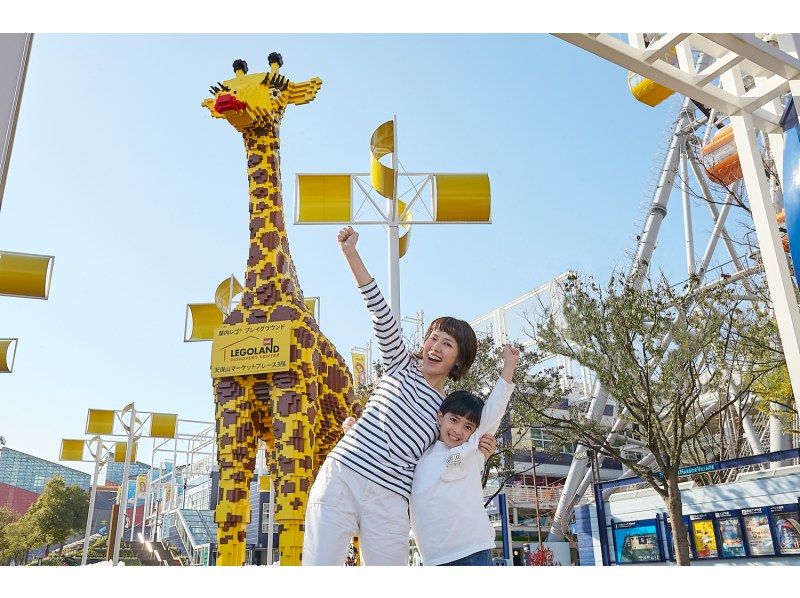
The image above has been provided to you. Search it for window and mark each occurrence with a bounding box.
[530,428,573,454]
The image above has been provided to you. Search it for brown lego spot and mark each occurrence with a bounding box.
[270,305,298,321]
[278,456,295,474]
[299,479,309,492]
[249,216,266,235]
[252,186,269,198]
[248,309,268,323]
[261,230,280,251]
[255,282,279,305]
[241,291,254,309]
[277,391,301,415]
[273,371,298,389]
[281,481,295,494]
[224,310,244,325]
[269,209,284,230]
[226,488,249,502]
[248,245,265,267]
[247,153,263,167]
[222,410,239,427]
[251,168,269,184]
[274,419,286,438]
[253,382,271,400]
[291,497,302,509]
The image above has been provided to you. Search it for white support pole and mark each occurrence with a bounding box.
[129,487,138,542]
[723,71,800,420]
[113,404,136,565]
[81,436,103,566]
[387,115,401,322]
[630,103,689,282]
[141,473,151,542]
[680,149,696,276]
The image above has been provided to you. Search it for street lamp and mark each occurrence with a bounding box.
[59,435,114,565]
[83,403,177,565]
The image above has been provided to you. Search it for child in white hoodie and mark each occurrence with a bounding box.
[410,344,520,566]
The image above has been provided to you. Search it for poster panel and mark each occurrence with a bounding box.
[613,520,662,564]
[690,516,718,559]
[715,516,746,558]
[770,505,800,556]
[741,507,775,556]
[351,351,367,386]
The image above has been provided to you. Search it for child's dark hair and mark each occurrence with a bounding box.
[439,390,483,427]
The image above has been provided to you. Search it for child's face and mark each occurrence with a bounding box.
[436,411,477,448]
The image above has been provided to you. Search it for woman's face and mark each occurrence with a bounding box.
[421,329,459,379]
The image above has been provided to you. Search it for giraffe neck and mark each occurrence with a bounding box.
[238,122,304,313]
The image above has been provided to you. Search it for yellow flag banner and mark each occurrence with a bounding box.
[211,321,292,378]
[351,351,367,386]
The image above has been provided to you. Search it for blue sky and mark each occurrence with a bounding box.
[1,33,744,474]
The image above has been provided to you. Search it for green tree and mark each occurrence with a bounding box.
[514,271,783,565]
[0,514,39,565]
[27,477,89,555]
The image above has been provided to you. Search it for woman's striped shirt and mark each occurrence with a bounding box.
[326,279,443,500]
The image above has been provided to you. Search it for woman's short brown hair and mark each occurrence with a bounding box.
[419,316,478,381]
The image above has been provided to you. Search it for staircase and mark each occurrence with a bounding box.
[128,533,182,566]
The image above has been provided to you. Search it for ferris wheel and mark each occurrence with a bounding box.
[542,33,800,542]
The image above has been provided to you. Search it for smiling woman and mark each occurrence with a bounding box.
[301,225,489,566]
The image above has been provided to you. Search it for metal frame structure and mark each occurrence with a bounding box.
[554,32,800,421]
[144,418,216,547]
[537,32,800,544]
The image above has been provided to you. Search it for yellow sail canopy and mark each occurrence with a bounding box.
[113,441,138,463]
[59,439,85,461]
[434,174,491,222]
[214,275,243,316]
[186,303,224,342]
[0,251,54,299]
[296,174,352,223]
[86,409,115,435]
[150,413,178,438]
[0,338,17,373]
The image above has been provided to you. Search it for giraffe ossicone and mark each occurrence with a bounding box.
[202,53,359,566]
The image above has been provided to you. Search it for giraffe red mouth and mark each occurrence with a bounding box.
[214,94,248,113]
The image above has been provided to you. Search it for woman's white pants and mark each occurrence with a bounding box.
[302,457,410,565]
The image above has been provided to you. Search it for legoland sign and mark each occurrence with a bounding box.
[210,321,291,377]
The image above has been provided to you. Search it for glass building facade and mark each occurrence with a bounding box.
[104,460,152,485]
[0,446,90,492]
[0,446,91,515]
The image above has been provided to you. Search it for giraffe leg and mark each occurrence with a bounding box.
[271,368,315,566]
[214,376,258,566]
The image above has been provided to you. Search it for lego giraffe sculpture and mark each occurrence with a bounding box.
[202,53,358,566]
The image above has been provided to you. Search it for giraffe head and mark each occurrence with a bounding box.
[202,52,322,133]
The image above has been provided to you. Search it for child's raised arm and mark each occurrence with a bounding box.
[473,344,520,439]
